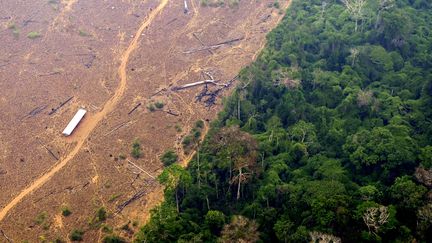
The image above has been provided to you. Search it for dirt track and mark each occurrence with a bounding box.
[0,0,169,223]
[0,0,291,241]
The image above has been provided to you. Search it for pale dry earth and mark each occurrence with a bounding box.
[0,0,290,241]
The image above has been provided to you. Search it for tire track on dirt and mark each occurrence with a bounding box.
[0,0,169,222]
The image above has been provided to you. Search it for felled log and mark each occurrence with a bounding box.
[116,189,147,213]
[183,37,244,54]
[128,103,142,115]
[48,96,73,115]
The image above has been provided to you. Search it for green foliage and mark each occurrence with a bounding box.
[155,101,164,109]
[27,31,41,39]
[103,235,125,243]
[147,104,156,112]
[160,150,178,166]
[131,139,142,159]
[61,206,71,217]
[96,207,107,222]
[136,0,432,242]
[69,229,84,241]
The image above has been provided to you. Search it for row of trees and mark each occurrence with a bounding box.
[136,0,432,242]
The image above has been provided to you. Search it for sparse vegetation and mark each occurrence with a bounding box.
[27,31,41,39]
[154,101,164,109]
[103,235,126,243]
[118,153,126,160]
[182,120,205,153]
[7,22,20,38]
[160,150,178,166]
[96,207,107,222]
[61,206,71,216]
[200,0,239,8]
[34,211,51,229]
[69,229,84,241]
[78,29,90,37]
[131,139,142,159]
[147,104,156,112]
[108,193,121,202]
[102,224,113,233]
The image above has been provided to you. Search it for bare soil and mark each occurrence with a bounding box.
[0,0,291,241]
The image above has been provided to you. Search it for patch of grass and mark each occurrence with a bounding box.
[7,22,16,30]
[131,139,142,159]
[101,224,113,233]
[182,120,206,153]
[96,207,107,222]
[35,211,48,225]
[175,124,182,132]
[118,153,126,160]
[61,206,72,217]
[27,31,41,39]
[88,207,107,228]
[78,29,90,37]
[160,150,178,166]
[7,22,20,38]
[195,120,204,129]
[108,193,122,203]
[103,235,126,243]
[154,101,164,109]
[147,104,155,112]
[69,229,84,241]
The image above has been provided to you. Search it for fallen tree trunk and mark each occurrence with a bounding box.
[183,36,244,54]
[128,103,142,115]
[172,80,223,90]
[116,189,147,213]
[0,229,13,243]
[48,96,73,115]
[127,159,155,179]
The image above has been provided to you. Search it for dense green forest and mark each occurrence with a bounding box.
[136,0,432,242]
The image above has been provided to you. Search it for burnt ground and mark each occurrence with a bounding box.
[0,0,290,241]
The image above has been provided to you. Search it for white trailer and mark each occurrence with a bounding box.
[62,108,87,136]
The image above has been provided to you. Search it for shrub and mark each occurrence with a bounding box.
[69,229,84,241]
[195,120,204,129]
[27,31,41,39]
[155,101,164,109]
[61,206,71,216]
[160,150,178,166]
[147,104,155,112]
[96,207,107,222]
[103,235,126,243]
[131,139,142,159]
[118,153,126,160]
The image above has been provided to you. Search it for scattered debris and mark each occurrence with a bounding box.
[48,96,73,115]
[196,75,238,107]
[173,71,237,107]
[116,189,147,213]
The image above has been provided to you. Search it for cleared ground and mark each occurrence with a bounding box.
[0,0,290,241]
